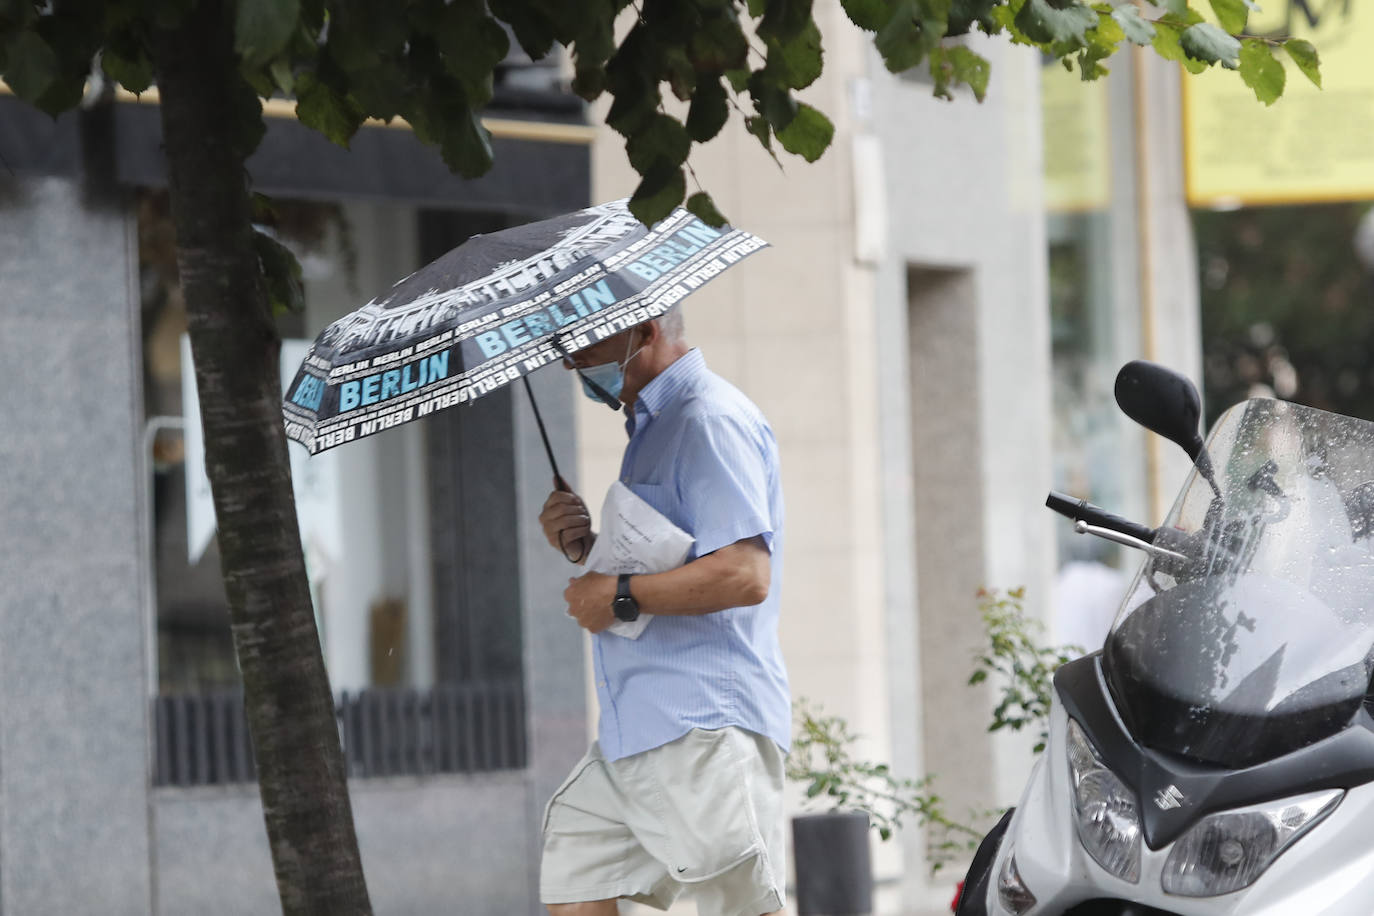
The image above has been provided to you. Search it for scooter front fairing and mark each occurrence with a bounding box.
[981,685,1374,915]
[970,396,1374,915]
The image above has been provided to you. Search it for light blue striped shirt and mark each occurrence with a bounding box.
[592,348,790,761]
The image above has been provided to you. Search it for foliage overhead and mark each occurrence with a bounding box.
[0,0,1320,227]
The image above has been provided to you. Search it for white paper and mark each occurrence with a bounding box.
[584,481,694,639]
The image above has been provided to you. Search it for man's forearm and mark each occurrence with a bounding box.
[630,537,770,616]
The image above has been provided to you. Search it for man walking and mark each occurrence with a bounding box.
[537,306,790,916]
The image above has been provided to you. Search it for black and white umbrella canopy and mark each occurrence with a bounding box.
[283,199,768,454]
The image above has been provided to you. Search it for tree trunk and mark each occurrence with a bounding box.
[148,3,373,913]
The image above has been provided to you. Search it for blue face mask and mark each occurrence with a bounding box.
[576,334,642,409]
[579,361,624,407]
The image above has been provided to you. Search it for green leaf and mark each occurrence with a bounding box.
[604,26,660,137]
[605,83,658,138]
[1089,11,1125,48]
[1151,20,1185,62]
[437,9,509,104]
[666,55,698,104]
[626,113,691,174]
[101,47,154,94]
[2,30,58,103]
[0,0,37,27]
[1208,0,1248,34]
[571,66,606,101]
[948,45,990,101]
[929,44,990,101]
[765,19,824,90]
[268,58,295,94]
[686,77,730,142]
[744,114,773,151]
[348,62,410,121]
[254,230,305,316]
[629,165,686,226]
[688,8,750,71]
[949,0,999,36]
[875,0,945,73]
[686,191,728,228]
[569,15,615,100]
[1111,5,1156,46]
[748,70,798,131]
[235,0,300,68]
[757,0,815,44]
[1283,38,1321,88]
[487,0,556,59]
[1181,21,1240,68]
[1238,38,1284,105]
[294,71,365,148]
[776,101,833,162]
[439,105,495,179]
[1015,0,1096,47]
[841,0,889,31]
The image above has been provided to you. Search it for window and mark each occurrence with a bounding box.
[142,194,529,784]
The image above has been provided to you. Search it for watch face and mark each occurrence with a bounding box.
[612,595,639,622]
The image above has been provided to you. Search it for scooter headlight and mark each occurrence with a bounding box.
[996,846,1037,915]
[1067,718,1141,883]
[1161,789,1342,897]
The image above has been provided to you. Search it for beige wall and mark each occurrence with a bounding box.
[865,33,1057,912]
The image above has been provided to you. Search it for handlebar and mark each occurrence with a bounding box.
[1046,491,1157,545]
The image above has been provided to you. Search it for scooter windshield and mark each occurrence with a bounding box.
[1104,399,1374,767]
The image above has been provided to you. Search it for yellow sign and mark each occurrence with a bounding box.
[1042,60,1112,212]
[1183,0,1374,206]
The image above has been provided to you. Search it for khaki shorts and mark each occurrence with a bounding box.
[540,727,787,916]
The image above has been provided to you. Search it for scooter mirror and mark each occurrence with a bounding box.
[1114,360,1206,462]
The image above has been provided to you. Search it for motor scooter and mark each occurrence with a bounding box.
[957,360,1374,916]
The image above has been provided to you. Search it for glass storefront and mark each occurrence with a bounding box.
[140,194,529,783]
[1042,64,1150,652]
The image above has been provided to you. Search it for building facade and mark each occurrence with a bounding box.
[1,8,1207,914]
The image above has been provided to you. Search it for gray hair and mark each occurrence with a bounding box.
[655,305,685,343]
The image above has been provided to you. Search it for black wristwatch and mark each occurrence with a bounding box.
[612,573,640,622]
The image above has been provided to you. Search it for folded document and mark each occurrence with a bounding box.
[584,481,694,639]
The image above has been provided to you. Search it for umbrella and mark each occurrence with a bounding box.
[282,199,768,456]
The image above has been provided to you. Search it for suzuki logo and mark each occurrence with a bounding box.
[1154,785,1186,811]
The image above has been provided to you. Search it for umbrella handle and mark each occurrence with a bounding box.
[558,526,587,565]
[554,474,589,563]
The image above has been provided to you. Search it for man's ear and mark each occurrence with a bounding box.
[632,321,654,352]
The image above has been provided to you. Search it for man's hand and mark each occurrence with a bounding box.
[564,571,617,633]
[539,487,593,562]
